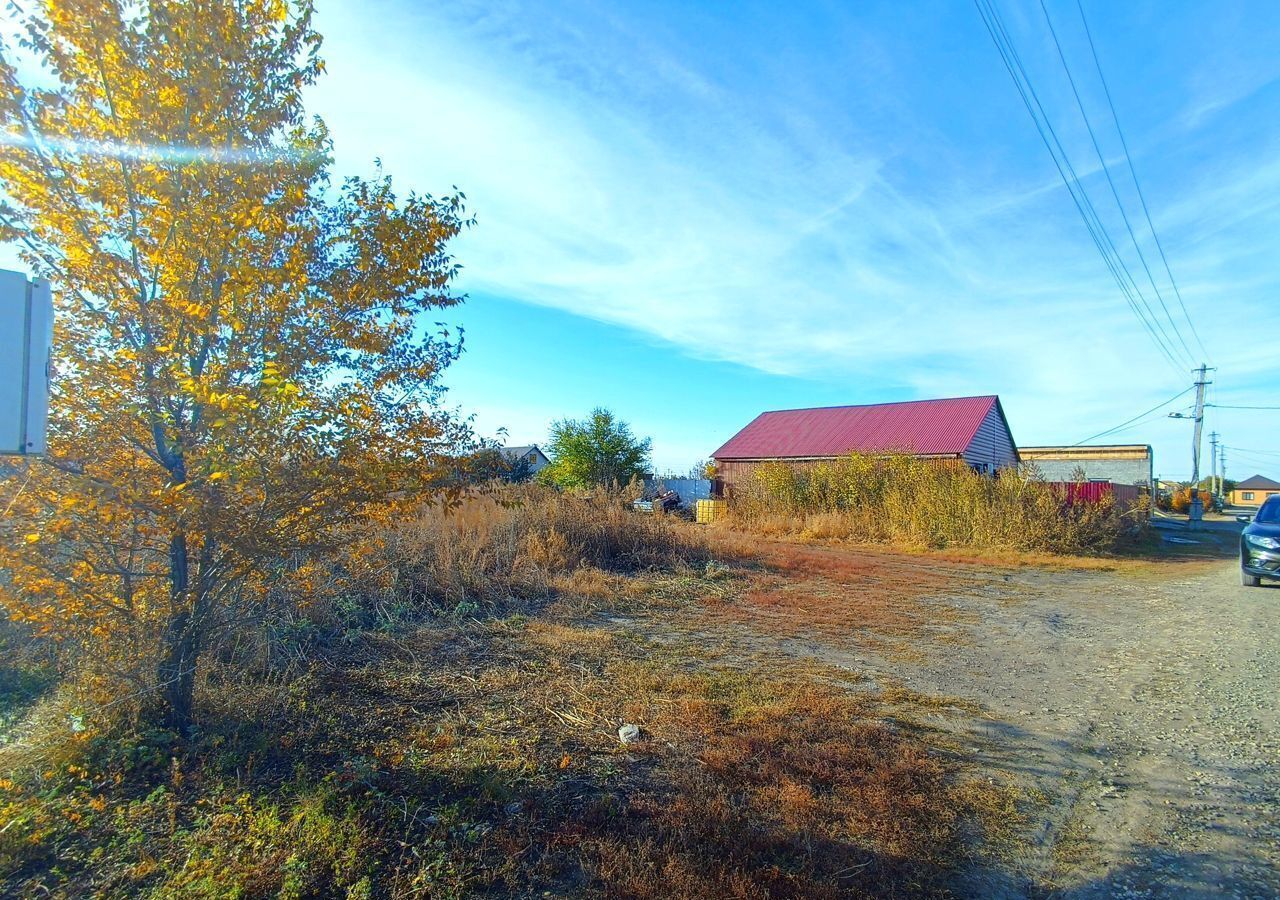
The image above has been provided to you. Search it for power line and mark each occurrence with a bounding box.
[982,0,1188,375]
[1225,445,1280,457]
[1071,385,1194,445]
[1223,448,1280,460]
[1075,0,1211,363]
[1229,461,1280,477]
[1070,406,1170,443]
[1225,454,1280,474]
[1208,403,1280,410]
[980,0,1188,371]
[1038,0,1196,366]
[1224,448,1280,466]
[973,0,1188,377]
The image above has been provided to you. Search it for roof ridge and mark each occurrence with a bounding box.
[957,396,1002,453]
[754,395,998,416]
[711,395,1007,461]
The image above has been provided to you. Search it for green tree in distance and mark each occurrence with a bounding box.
[540,408,651,490]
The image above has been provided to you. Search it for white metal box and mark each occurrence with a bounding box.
[0,269,53,455]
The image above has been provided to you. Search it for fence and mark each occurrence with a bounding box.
[655,477,713,505]
[1048,481,1144,511]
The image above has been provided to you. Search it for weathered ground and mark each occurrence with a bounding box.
[634,531,1280,898]
[5,516,1276,898]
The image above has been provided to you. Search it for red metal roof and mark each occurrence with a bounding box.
[712,395,1001,460]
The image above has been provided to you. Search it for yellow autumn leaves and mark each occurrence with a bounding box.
[0,0,471,722]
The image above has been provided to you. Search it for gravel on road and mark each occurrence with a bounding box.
[848,556,1280,898]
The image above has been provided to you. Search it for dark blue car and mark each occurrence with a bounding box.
[1241,496,1280,587]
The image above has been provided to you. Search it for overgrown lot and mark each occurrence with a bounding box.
[1,489,1024,899]
[728,454,1150,555]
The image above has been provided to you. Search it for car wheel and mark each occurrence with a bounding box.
[1241,569,1262,588]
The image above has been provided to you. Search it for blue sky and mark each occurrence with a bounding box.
[4,1,1278,480]
[305,0,1280,480]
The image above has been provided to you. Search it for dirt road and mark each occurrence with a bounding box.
[887,557,1280,898]
[687,539,1280,897]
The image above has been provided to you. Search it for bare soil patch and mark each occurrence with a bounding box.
[625,527,1279,898]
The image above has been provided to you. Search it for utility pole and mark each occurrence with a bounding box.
[1171,365,1215,522]
[1189,364,1212,523]
[1217,438,1225,498]
[1209,431,1219,500]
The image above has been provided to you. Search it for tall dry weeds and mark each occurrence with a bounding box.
[729,455,1148,555]
[341,484,707,613]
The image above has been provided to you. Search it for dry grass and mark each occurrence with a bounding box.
[576,679,1004,899]
[673,533,994,654]
[1049,805,1104,881]
[661,529,1224,676]
[1,485,1034,898]
[342,484,707,613]
[1,615,1021,899]
[707,515,1227,577]
[260,621,1021,899]
[729,455,1150,555]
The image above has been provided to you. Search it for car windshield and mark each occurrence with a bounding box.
[1256,501,1280,525]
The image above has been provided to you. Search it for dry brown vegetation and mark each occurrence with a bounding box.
[728,455,1150,555]
[349,484,706,610]
[1,487,1026,898]
[683,536,979,652]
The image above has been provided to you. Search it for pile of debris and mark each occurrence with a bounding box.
[632,487,681,514]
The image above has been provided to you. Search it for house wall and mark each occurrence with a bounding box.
[1229,488,1280,507]
[963,403,1019,472]
[1019,446,1153,491]
[1023,457,1152,488]
[525,452,550,474]
[713,458,764,496]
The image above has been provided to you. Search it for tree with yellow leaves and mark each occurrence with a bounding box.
[0,0,472,730]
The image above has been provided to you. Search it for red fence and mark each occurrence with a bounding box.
[1048,481,1144,510]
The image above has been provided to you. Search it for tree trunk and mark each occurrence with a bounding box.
[157,532,198,732]
[158,615,198,733]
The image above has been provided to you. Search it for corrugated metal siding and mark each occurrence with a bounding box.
[1050,481,1143,510]
[658,477,712,503]
[962,401,1018,471]
[712,396,1000,460]
[716,459,759,496]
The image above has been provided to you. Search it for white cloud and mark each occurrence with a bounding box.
[1,1,1271,475]
[307,0,1276,467]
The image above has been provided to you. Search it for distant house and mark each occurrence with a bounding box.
[1229,474,1280,507]
[711,395,1018,494]
[500,444,551,477]
[1018,445,1153,494]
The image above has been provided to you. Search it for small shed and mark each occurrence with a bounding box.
[711,395,1018,494]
